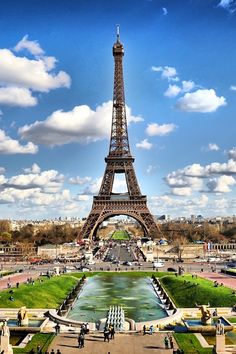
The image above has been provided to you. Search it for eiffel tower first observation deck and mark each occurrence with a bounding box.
[79,27,159,240]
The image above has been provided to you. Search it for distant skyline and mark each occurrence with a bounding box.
[0,0,236,219]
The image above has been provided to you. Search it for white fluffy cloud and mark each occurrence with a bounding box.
[0,37,71,107]
[151,66,179,81]
[146,165,156,174]
[83,177,103,195]
[69,176,92,185]
[218,0,236,13]
[228,148,236,161]
[164,80,195,97]
[23,163,41,174]
[0,48,70,92]
[171,187,192,196]
[164,84,181,97]
[207,143,220,151]
[0,164,92,217]
[14,35,44,56]
[136,139,153,150]
[0,129,38,154]
[207,175,236,193]
[0,87,37,107]
[149,194,209,216]
[230,85,236,91]
[7,169,64,192]
[165,156,236,196]
[19,101,142,146]
[176,89,226,112]
[162,7,168,15]
[146,123,176,136]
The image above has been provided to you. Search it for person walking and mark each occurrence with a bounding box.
[110,325,115,339]
[55,323,60,335]
[56,350,62,354]
[80,332,85,348]
[143,324,146,335]
[169,334,174,349]
[104,327,110,342]
[164,335,169,349]
[149,325,154,335]
[50,350,55,354]
[78,332,83,348]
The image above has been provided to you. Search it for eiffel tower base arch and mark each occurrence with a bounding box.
[79,197,159,240]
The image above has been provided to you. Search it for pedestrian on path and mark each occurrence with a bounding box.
[169,334,173,349]
[56,349,62,354]
[110,325,115,339]
[149,325,154,335]
[143,324,146,335]
[80,333,85,348]
[55,323,60,335]
[50,349,55,354]
[104,327,110,342]
[164,335,169,349]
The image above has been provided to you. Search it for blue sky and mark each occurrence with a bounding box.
[0,0,236,219]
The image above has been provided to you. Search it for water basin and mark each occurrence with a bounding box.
[67,275,168,323]
[184,317,233,333]
[7,319,44,327]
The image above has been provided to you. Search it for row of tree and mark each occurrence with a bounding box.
[0,220,81,245]
[0,219,236,245]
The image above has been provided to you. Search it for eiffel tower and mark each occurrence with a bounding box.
[79,27,159,240]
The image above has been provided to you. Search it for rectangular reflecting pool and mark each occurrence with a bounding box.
[67,274,167,323]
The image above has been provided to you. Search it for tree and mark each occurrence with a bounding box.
[0,220,11,233]
[0,231,11,243]
[173,235,188,260]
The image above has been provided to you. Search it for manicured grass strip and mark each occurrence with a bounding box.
[0,274,82,308]
[111,230,130,240]
[227,317,236,323]
[14,333,55,354]
[160,275,236,307]
[174,333,212,354]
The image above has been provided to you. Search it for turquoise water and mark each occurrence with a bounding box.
[7,319,43,327]
[67,275,167,322]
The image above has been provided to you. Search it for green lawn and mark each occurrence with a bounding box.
[174,333,212,354]
[0,274,81,308]
[13,333,55,354]
[227,317,236,323]
[111,230,130,240]
[160,274,236,307]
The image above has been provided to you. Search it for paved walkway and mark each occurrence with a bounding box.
[48,332,176,354]
[0,271,39,290]
[198,271,236,290]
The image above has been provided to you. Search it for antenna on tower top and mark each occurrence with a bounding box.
[116,24,120,42]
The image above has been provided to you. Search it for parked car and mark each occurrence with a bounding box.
[167,267,177,272]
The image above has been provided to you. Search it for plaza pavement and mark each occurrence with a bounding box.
[198,271,236,291]
[48,332,176,354]
[0,271,40,290]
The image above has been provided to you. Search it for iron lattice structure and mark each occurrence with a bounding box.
[79,29,159,240]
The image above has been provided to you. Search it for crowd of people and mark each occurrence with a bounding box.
[29,349,61,354]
